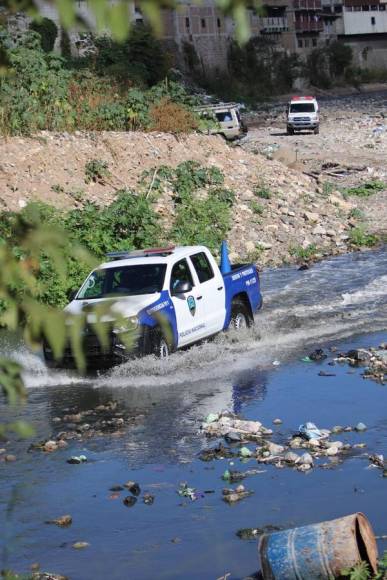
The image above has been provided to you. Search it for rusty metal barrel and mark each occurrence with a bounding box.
[259,513,378,579]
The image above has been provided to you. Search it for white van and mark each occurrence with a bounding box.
[286,96,319,135]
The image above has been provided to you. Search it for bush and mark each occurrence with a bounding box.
[305,49,331,89]
[0,30,198,135]
[149,98,198,134]
[328,41,353,78]
[29,17,58,53]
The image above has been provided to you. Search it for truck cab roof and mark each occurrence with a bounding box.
[100,245,211,269]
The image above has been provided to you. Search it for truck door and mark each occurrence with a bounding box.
[189,251,226,336]
[169,258,207,347]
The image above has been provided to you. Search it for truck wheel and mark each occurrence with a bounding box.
[287,127,294,135]
[230,300,253,330]
[314,126,319,134]
[151,329,170,359]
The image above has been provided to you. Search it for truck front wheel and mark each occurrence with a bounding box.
[314,126,319,134]
[287,126,294,135]
[151,328,170,359]
[230,300,253,330]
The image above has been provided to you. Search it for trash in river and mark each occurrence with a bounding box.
[355,422,367,432]
[143,493,155,505]
[222,484,253,504]
[272,419,283,425]
[308,348,328,361]
[318,370,336,377]
[124,481,141,496]
[202,411,272,440]
[299,422,329,441]
[272,360,281,366]
[66,455,87,464]
[123,495,137,507]
[45,515,72,527]
[109,485,124,492]
[72,541,90,549]
[259,512,378,579]
[239,446,253,458]
[369,454,385,468]
[222,468,265,482]
[236,524,283,540]
[335,344,387,383]
[301,356,312,363]
[199,443,236,462]
[177,482,204,501]
[205,413,219,424]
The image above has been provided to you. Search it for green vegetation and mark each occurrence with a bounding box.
[349,208,364,220]
[348,226,379,248]
[29,17,58,53]
[344,180,386,198]
[305,41,353,89]
[0,162,235,309]
[342,551,387,579]
[253,183,272,200]
[201,37,300,102]
[0,28,200,136]
[290,243,318,261]
[85,159,111,184]
[250,201,264,215]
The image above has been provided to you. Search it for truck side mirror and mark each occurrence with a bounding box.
[172,281,192,295]
[69,289,78,301]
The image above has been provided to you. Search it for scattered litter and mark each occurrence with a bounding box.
[309,349,328,361]
[222,484,253,504]
[272,418,283,425]
[299,422,328,441]
[199,443,236,462]
[124,481,141,495]
[318,370,336,377]
[369,454,385,468]
[355,422,367,432]
[45,515,72,527]
[143,494,155,505]
[67,455,87,464]
[239,446,253,458]
[237,524,283,540]
[123,495,137,507]
[222,468,265,482]
[202,411,272,440]
[177,482,203,501]
[272,360,281,366]
[72,542,89,549]
[301,356,313,363]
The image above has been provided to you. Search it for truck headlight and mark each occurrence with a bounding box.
[113,316,139,334]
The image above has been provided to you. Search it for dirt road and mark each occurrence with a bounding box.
[241,90,387,236]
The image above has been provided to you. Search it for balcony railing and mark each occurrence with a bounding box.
[294,0,322,9]
[295,18,324,29]
[261,16,288,30]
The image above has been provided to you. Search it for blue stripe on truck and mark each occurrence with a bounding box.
[222,265,262,329]
[137,290,179,349]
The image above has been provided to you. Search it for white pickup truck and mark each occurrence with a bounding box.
[44,244,262,368]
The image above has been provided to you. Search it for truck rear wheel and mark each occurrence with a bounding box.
[230,300,253,330]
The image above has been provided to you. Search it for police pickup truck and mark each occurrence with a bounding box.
[44,243,262,367]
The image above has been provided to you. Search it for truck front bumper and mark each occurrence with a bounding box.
[43,325,151,369]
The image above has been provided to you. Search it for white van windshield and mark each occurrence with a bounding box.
[77,264,166,300]
[290,103,316,113]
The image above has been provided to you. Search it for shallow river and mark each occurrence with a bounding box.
[1,247,387,579]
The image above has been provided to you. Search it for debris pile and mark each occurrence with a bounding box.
[336,344,387,383]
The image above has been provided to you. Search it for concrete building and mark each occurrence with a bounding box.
[6,0,387,72]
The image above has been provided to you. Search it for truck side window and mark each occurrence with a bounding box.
[170,259,194,292]
[190,252,214,283]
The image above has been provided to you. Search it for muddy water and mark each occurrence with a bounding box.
[1,247,387,579]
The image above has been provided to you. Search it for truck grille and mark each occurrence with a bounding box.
[294,116,311,122]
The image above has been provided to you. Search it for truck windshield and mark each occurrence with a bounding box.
[77,264,167,300]
[290,103,316,113]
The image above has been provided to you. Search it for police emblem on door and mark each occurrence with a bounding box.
[187,295,196,316]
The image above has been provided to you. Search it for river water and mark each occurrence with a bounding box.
[1,247,387,579]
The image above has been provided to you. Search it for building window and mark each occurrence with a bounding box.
[217,17,221,28]
[185,17,190,28]
[362,5,370,10]
[354,6,361,11]
[371,15,376,23]
[334,4,343,12]
[312,37,317,46]
[304,38,310,47]
[298,38,303,47]
[201,18,206,28]
[371,4,378,9]
[380,4,386,10]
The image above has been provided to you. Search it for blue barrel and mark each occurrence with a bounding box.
[259,512,378,579]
